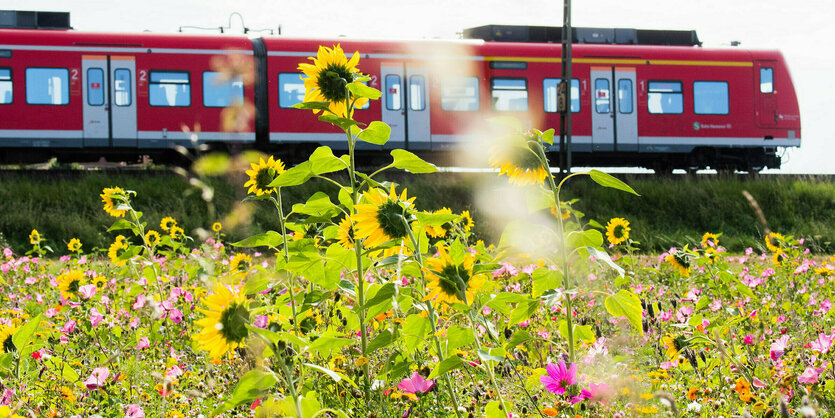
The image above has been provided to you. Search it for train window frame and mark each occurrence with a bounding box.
[594,78,611,114]
[693,81,729,115]
[760,68,774,94]
[618,79,633,114]
[113,68,132,107]
[441,76,479,112]
[202,71,244,108]
[385,74,402,111]
[86,68,104,106]
[647,80,684,115]
[543,78,580,113]
[491,77,528,111]
[148,70,191,107]
[409,75,426,111]
[277,73,305,109]
[25,67,70,106]
[0,67,12,105]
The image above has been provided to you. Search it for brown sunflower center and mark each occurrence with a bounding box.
[68,279,80,293]
[317,64,354,103]
[613,225,626,239]
[375,200,409,240]
[436,263,471,299]
[672,253,691,268]
[219,302,250,343]
[2,335,14,353]
[254,167,278,192]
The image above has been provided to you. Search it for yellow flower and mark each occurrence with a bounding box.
[108,235,129,266]
[772,249,788,266]
[29,229,41,245]
[765,232,783,252]
[734,376,751,394]
[701,232,719,248]
[60,386,76,402]
[0,405,24,418]
[100,187,127,217]
[144,230,161,247]
[665,249,691,277]
[67,238,82,253]
[354,356,369,367]
[298,44,368,118]
[57,270,85,299]
[550,204,571,220]
[390,391,418,402]
[212,222,222,232]
[160,217,177,232]
[335,216,356,250]
[244,156,286,196]
[489,131,548,185]
[169,226,185,241]
[425,207,452,239]
[460,210,475,232]
[194,283,250,359]
[353,186,416,250]
[660,335,682,360]
[229,253,252,274]
[687,387,699,400]
[605,218,631,245]
[0,324,18,353]
[424,244,486,306]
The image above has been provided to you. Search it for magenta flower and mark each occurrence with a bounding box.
[89,308,104,327]
[540,360,578,395]
[397,372,435,394]
[60,319,76,334]
[797,366,823,384]
[253,315,269,329]
[84,367,110,390]
[770,335,790,361]
[168,308,184,324]
[124,404,145,418]
[809,333,834,354]
[136,337,149,350]
[79,284,97,299]
[743,334,754,345]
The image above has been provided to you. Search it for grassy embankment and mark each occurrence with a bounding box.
[0,170,832,255]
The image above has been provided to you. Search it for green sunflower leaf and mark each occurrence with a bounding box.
[347,82,382,100]
[269,161,314,188]
[540,128,555,145]
[365,330,394,354]
[390,149,439,173]
[401,314,429,352]
[309,146,348,175]
[531,267,563,297]
[307,333,355,357]
[582,246,625,277]
[291,101,331,110]
[355,121,391,145]
[211,369,277,414]
[486,401,514,418]
[361,282,396,312]
[415,211,458,227]
[566,229,604,249]
[319,114,360,131]
[12,314,42,354]
[446,325,475,356]
[231,231,285,249]
[587,170,640,196]
[428,355,465,379]
[604,290,644,335]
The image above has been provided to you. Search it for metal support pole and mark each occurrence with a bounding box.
[558,0,573,175]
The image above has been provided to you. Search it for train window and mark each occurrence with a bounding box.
[543,78,580,113]
[618,79,633,114]
[0,68,11,104]
[491,78,528,111]
[385,75,402,111]
[409,76,425,111]
[594,78,610,114]
[760,68,773,93]
[87,68,104,106]
[149,71,190,107]
[693,81,729,115]
[441,77,479,111]
[647,81,683,114]
[355,80,370,110]
[25,68,69,105]
[203,72,244,108]
[278,73,305,108]
[114,69,132,107]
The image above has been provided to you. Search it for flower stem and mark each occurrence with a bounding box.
[271,191,300,337]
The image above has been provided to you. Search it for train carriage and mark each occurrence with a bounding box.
[0,13,801,172]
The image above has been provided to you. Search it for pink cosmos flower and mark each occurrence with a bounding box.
[166,365,183,379]
[136,337,149,350]
[253,315,269,329]
[743,334,755,345]
[770,335,790,361]
[797,366,822,384]
[168,308,184,324]
[60,320,76,334]
[809,333,834,354]
[584,382,614,402]
[84,367,110,390]
[397,372,435,394]
[540,360,578,395]
[89,308,104,327]
[78,284,97,299]
[124,404,145,418]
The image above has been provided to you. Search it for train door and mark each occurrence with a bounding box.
[81,55,137,147]
[590,67,638,151]
[755,60,778,127]
[380,64,431,150]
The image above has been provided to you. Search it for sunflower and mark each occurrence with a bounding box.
[489,132,549,185]
[665,249,691,277]
[425,208,452,239]
[100,187,128,217]
[67,238,82,253]
[160,217,177,232]
[93,276,107,289]
[29,229,41,245]
[108,235,129,266]
[57,270,85,299]
[194,283,250,359]
[336,216,356,250]
[701,232,719,248]
[550,203,571,220]
[170,226,185,241]
[772,249,788,266]
[460,210,475,232]
[704,247,719,264]
[764,232,783,252]
[605,218,631,245]
[212,222,222,232]
[0,324,17,353]
[244,156,286,196]
[229,253,252,274]
[660,334,685,360]
[424,245,486,306]
[353,185,416,250]
[144,230,161,247]
[298,44,368,118]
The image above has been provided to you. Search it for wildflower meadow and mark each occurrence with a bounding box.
[1,45,833,418]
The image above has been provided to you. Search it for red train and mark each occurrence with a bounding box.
[0,15,801,172]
